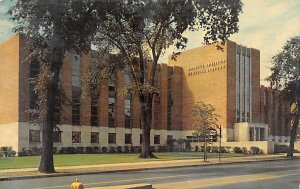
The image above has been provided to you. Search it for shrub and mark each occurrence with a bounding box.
[210,146,219,153]
[109,146,116,153]
[219,146,226,153]
[250,146,261,154]
[65,147,75,154]
[224,146,233,153]
[194,146,199,152]
[158,145,167,152]
[124,146,130,153]
[92,146,100,153]
[116,146,123,153]
[59,147,66,154]
[132,146,141,153]
[101,147,108,153]
[11,150,16,157]
[18,151,26,157]
[233,147,243,153]
[85,146,93,154]
[75,147,84,154]
[150,146,156,152]
[274,145,289,153]
[242,147,248,154]
[167,145,174,152]
[30,147,41,156]
[185,142,192,152]
[206,146,211,153]
[0,146,16,157]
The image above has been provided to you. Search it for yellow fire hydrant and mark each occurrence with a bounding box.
[71,178,84,189]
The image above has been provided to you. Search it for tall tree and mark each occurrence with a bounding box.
[192,101,220,161]
[92,0,242,158]
[10,0,104,173]
[267,35,300,157]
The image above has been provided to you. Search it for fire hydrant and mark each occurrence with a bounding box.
[71,178,84,189]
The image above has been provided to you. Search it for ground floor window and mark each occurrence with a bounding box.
[250,127,254,141]
[72,131,81,143]
[250,127,265,141]
[91,132,99,143]
[259,128,265,141]
[53,131,61,143]
[29,130,40,142]
[108,133,116,144]
[154,135,160,144]
[125,134,132,144]
[167,135,173,145]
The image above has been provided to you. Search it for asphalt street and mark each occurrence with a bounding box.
[0,159,299,189]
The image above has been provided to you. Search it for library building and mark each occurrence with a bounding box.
[0,35,290,154]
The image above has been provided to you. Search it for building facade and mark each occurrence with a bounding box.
[0,35,290,153]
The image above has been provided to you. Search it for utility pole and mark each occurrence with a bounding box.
[218,125,222,162]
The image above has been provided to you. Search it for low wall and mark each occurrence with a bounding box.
[295,142,300,152]
[191,141,274,154]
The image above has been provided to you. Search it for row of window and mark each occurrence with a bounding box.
[29,130,162,145]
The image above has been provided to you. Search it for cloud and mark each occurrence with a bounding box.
[0,19,15,42]
[160,0,300,86]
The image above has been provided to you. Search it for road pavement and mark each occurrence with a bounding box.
[0,158,299,189]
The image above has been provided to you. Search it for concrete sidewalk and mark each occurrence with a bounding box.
[0,154,299,181]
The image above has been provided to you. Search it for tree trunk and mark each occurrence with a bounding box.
[139,94,157,158]
[38,83,56,173]
[38,73,60,173]
[38,30,64,173]
[287,99,300,157]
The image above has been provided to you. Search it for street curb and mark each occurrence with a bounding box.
[0,156,299,182]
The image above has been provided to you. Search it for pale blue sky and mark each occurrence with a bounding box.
[0,0,299,86]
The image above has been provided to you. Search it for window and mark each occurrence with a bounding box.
[72,131,81,143]
[124,74,131,128]
[72,53,81,126]
[250,127,254,141]
[91,132,99,143]
[29,130,40,142]
[167,135,173,145]
[53,131,61,143]
[108,75,116,127]
[125,134,132,144]
[125,97,131,128]
[255,128,260,141]
[259,128,265,141]
[91,87,99,126]
[108,133,116,144]
[167,67,173,130]
[154,135,160,144]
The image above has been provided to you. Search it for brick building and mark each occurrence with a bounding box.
[0,35,290,153]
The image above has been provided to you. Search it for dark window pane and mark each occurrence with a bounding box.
[29,130,40,142]
[91,132,99,143]
[108,133,116,144]
[72,131,81,143]
[125,134,132,144]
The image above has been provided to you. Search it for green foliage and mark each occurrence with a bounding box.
[192,101,221,138]
[249,146,261,154]
[267,36,300,103]
[267,35,300,157]
[101,147,108,153]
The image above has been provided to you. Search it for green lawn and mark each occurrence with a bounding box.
[0,152,246,170]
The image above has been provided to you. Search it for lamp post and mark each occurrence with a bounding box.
[217,125,222,162]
